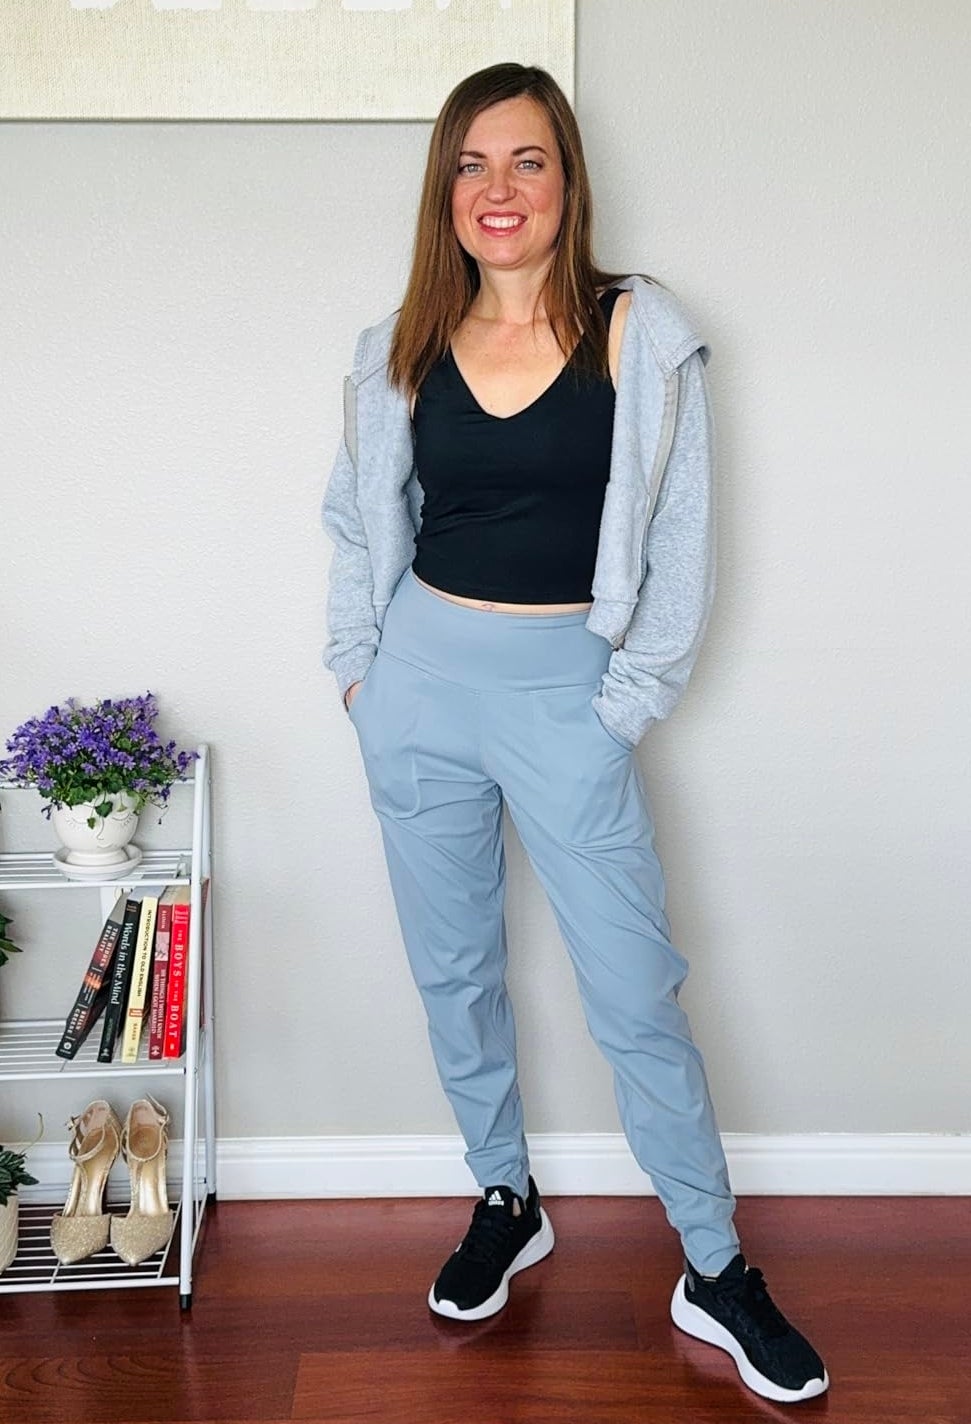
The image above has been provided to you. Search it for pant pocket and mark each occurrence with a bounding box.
[351,650,424,821]
[524,682,637,851]
[592,701,636,753]
[346,666,375,727]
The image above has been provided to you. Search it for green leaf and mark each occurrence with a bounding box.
[0,1117,44,1200]
[0,1159,39,1203]
[0,1170,38,1207]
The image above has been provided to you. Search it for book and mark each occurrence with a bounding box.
[162,879,209,1060]
[120,895,159,1063]
[55,890,127,1060]
[97,898,143,1063]
[147,894,174,1060]
[59,977,113,1059]
[162,889,191,1060]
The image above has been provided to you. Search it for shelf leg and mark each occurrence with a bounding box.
[180,1292,192,1311]
[201,767,217,1199]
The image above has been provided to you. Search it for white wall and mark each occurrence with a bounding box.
[1,2,968,1164]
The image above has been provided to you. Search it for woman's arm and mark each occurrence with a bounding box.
[320,338,382,709]
[593,347,717,747]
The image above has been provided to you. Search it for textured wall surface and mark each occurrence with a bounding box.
[0,1,968,1145]
[1,0,574,120]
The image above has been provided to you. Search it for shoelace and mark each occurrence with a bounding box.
[457,1200,521,1266]
[717,1267,791,1340]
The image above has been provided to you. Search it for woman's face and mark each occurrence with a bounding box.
[450,95,565,278]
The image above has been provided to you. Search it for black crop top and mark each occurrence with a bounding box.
[410,285,622,603]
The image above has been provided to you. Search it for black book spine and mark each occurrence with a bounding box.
[55,895,126,1060]
[97,899,142,1063]
[58,981,112,1058]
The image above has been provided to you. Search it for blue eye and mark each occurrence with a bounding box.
[457,159,543,175]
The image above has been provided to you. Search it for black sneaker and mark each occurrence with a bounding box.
[428,1176,555,1320]
[670,1252,829,1403]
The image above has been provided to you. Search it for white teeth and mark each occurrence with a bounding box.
[480,216,524,229]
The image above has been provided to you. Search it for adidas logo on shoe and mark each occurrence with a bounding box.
[487,1190,505,1207]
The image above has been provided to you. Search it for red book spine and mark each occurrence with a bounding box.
[162,902,191,1059]
[147,902,173,1060]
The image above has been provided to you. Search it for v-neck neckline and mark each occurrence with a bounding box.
[446,343,572,423]
[446,286,620,423]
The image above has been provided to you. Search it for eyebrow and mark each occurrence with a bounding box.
[458,146,549,158]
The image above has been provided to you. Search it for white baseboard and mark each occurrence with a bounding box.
[173,1132,971,1199]
[23,1132,971,1201]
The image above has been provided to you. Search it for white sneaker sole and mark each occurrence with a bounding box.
[670,1274,830,1403]
[428,1207,555,1321]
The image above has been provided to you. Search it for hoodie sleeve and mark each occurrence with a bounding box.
[591,348,717,748]
[320,332,381,710]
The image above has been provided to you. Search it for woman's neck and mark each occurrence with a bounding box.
[469,262,554,326]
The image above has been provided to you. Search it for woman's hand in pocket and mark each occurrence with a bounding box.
[344,680,363,712]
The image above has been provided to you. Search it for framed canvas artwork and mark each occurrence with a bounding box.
[0,0,575,121]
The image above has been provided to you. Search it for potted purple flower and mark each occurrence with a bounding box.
[0,692,198,872]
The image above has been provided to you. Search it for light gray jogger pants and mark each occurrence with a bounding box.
[348,566,740,1276]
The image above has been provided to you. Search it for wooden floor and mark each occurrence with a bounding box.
[1,1195,967,1423]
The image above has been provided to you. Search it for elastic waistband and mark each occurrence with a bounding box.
[377,568,611,693]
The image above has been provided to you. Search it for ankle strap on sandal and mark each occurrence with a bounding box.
[64,1100,121,1162]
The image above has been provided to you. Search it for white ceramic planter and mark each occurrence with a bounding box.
[51,790,142,867]
[0,1195,18,1273]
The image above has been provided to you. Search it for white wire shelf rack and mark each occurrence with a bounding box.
[0,1197,184,1294]
[0,1019,200,1081]
[0,742,215,1306]
[0,848,192,891]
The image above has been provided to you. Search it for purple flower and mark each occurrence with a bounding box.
[0,690,198,820]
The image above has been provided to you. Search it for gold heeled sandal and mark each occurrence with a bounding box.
[50,1099,122,1264]
[110,1094,174,1266]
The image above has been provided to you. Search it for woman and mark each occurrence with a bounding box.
[321,63,828,1405]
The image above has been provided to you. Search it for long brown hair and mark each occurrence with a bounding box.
[387,63,660,399]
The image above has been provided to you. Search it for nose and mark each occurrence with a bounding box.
[484,164,516,203]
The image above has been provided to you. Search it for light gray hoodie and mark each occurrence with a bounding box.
[321,273,716,749]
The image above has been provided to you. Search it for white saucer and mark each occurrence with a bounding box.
[52,844,144,881]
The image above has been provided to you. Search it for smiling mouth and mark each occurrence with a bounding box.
[478,215,527,232]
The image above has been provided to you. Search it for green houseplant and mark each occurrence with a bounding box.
[0,1117,41,1273]
[0,910,22,969]
[0,792,25,964]
[0,1139,39,1208]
